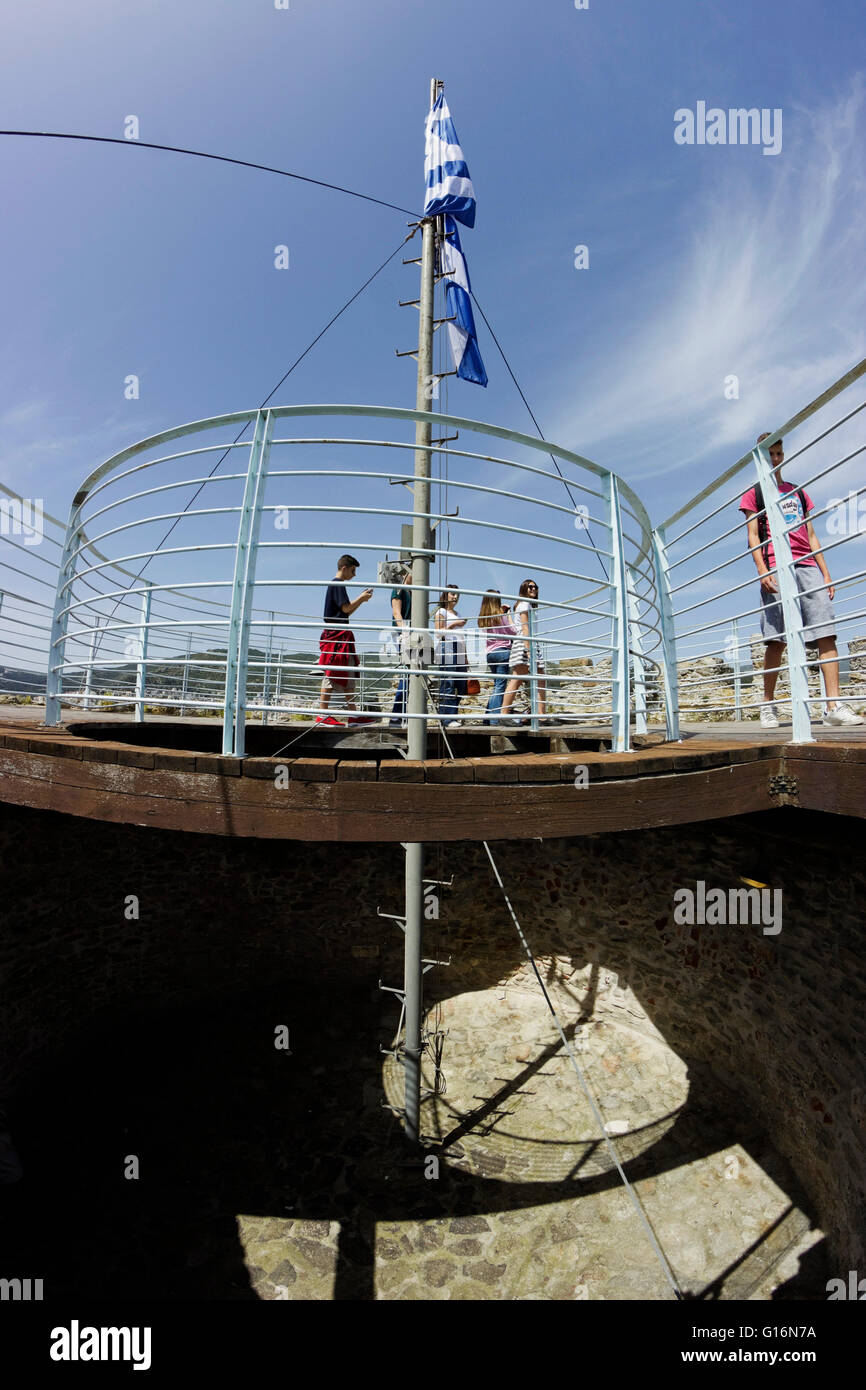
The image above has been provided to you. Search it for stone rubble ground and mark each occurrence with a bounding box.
[237,983,824,1301]
[371,634,866,726]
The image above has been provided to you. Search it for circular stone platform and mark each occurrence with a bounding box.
[380,983,824,1299]
[384,987,688,1180]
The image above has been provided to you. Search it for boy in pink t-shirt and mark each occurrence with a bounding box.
[739,434,861,727]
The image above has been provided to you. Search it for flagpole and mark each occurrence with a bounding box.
[402,76,442,1148]
[407,75,440,764]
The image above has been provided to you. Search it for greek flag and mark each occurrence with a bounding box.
[424,91,475,227]
[441,215,487,387]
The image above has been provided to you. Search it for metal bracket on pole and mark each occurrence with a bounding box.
[379,983,406,1000]
[377,909,407,932]
[605,474,631,752]
[627,568,647,736]
[134,583,153,723]
[223,409,275,756]
[751,445,814,744]
[651,525,680,741]
[180,631,192,716]
[422,957,451,972]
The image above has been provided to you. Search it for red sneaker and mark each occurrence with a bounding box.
[315,715,346,726]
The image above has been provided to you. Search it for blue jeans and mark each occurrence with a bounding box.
[438,664,467,719]
[485,648,511,717]
[391,673,408,720]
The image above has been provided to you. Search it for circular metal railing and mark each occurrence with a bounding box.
[44,404,666,753]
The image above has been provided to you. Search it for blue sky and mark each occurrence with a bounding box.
[2,0,865,679]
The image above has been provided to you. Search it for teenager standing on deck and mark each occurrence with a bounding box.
[500,578,548,723]
[434,585,468,727]
[389,566,412,728]
[478,589,517,723]
[316,554,373,719]
[740,435,862,728]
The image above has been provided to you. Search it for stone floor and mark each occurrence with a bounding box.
[1,971,827,1303]
[234,981,825,1301]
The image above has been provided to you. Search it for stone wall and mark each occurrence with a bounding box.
[0,800,863,1269]
[374,633,866,725]
[677,635,866,722]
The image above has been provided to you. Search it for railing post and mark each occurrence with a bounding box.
[133,584,153,723]
[45,500,86,726]
[651,525,680,741]
[752,444,814,744]
[223,410,275,757]
[730,617,742,721]
[180,632,192,716]
[626,568,647,736]
[605,474,631,752]
[262,610,275,726]
[274,647,283,707]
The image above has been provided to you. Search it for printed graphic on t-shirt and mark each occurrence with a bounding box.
[740,483,816,568]
[778,491,805,529]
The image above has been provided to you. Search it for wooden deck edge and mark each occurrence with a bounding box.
[0,725,861,840]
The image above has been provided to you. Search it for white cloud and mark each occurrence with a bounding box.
[547,78,866,492]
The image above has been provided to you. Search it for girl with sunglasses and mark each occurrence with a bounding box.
[500,578,548,723]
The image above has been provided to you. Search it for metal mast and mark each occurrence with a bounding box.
[402,76,442,1144]
[407,77,441,764]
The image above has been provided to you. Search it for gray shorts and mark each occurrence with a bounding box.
[760,561,836,644]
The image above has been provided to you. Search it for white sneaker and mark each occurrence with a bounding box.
[759,703,780,728]
[823,704,865,726]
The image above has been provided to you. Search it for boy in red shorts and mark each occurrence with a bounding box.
[316,554,373,720]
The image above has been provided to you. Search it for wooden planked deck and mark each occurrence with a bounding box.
[0,714,862,841]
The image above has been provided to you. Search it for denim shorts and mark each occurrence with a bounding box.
[760,562,836,643]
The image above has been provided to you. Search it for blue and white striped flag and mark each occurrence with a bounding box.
[441,215,487,387]
[424,91,476,227]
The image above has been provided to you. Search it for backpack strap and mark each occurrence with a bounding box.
[752,483,809,560]
[753,482,768,556]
